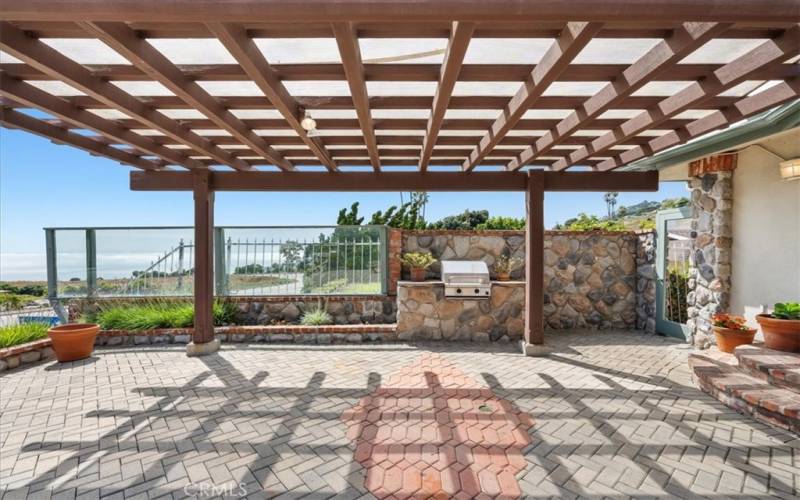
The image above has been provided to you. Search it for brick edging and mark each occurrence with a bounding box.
[0,324,398,373]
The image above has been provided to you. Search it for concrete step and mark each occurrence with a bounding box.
[689,352,800,434]
[734,344,800,393]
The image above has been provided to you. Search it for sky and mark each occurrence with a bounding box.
[0,127,688,280]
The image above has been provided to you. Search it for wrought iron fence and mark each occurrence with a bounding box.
[44,226,388,299]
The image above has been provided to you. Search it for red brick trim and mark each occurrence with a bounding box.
[403,229,638,237]
[0,338,52,359]
[689,152,737,177]
[100,324,397,336]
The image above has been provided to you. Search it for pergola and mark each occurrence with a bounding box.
[1,1,798,355]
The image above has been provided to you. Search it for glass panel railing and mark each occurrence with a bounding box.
[45,225,387,298]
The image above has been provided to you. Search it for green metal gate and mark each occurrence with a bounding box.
[655,207,692,339]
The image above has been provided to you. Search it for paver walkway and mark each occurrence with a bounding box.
[1,331,798,499]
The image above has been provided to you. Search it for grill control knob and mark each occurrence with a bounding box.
[456,288,462,294]
[474,288,480,294]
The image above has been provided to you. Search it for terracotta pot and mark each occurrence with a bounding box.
[756,314,800,353]
[48,323,99,362]
[712,326,756,354]
[496,272,511,282]
[409,267,427,282]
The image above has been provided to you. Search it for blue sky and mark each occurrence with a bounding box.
[1,127,688,279]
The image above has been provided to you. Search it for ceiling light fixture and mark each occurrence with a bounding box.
[300,110,317,132]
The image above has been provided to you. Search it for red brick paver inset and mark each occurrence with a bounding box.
[342,353,533,498]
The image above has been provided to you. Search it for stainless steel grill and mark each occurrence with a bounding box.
[441,260,491,299]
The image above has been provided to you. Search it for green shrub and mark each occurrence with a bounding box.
[85,300,235,330]
[476,216,526,230]
[560,213,625,231]
[300,307,333,326]
[0,322,49,348]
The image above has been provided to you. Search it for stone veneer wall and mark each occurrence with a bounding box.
[403,230,650,330]
[397,282,524,341]
[687,172,733,348]
[69,295,397,326]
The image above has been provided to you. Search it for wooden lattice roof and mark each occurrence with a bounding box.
[1,1,798,173]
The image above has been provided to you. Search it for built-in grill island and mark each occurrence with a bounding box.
[441,260,491,299]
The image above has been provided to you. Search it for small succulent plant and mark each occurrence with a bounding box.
[773,302,800,320]
[400,252,436,270]
[300,306,333,326]
[712,313,751,331]
[492,255,520,275]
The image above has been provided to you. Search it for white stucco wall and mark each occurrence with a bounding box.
[729,130,800,326]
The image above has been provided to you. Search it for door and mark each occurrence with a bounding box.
[656,207,692,339]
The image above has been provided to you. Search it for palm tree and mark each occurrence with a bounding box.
[604,192,619,219]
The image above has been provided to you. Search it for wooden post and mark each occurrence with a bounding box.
[523,170,548,355]
[187,170,219,355]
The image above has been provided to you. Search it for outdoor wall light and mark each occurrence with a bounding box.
[779,158,800,181]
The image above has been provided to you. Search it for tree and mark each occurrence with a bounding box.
[428,209,489,230]
[337,202,364,225]
[604,192,619,219]
[279,240,303,270]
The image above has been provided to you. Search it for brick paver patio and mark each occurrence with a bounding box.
[1,331,798,499]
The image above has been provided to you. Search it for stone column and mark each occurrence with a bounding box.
[635,231,657,334]
[686,170,733,348]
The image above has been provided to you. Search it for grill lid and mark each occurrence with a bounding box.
[441,260,489,284]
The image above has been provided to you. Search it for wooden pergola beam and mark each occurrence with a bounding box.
[1,107,161,170]
[4,62,796,83]
[207,22,337,171]
[45,95,745,111]
[463,22,602,171]
[0,21,242,170]
[130,170,659,192]
[332,22,381,171]
[3,1,798,23]
[598,77,800,170]
[81,21,292,171]
[552,25,800,171]
[419,21,475,171]
[0,74,196,168]
[507,22,730,170]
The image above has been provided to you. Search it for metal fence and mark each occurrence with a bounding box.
[44,225,388,299]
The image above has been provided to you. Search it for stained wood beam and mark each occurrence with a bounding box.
[332,22,380,171]
[551,25,800,171]
[507,22,730,170]
[420,22,475,171]
[1,107,161,170]
[0,21,242,169]
[207,22,337,171]
[81,21,292,171]
[47,95,744,111]
[0,74,196,168]
[463,22,602,171]
[191,170,215,348]
[3,1,798,23]
[524,170,545,348]
[4,62,795,83]
[7,21,790,40]
[130,170,658,192]
[598,77,800,171]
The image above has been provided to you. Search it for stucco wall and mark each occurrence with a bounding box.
[730,132,800,327]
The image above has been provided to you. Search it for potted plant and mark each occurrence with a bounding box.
[492,255,519,281]
[47,323,100,362]
[712,313,756,353]
[401,252,436,282]
[756,302,800,353]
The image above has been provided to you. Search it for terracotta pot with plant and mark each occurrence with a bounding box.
[401,252,436,282]
[492,255,519,281]
[712,313,756,354]
[756,302,800,353]
[47,323,100,362]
